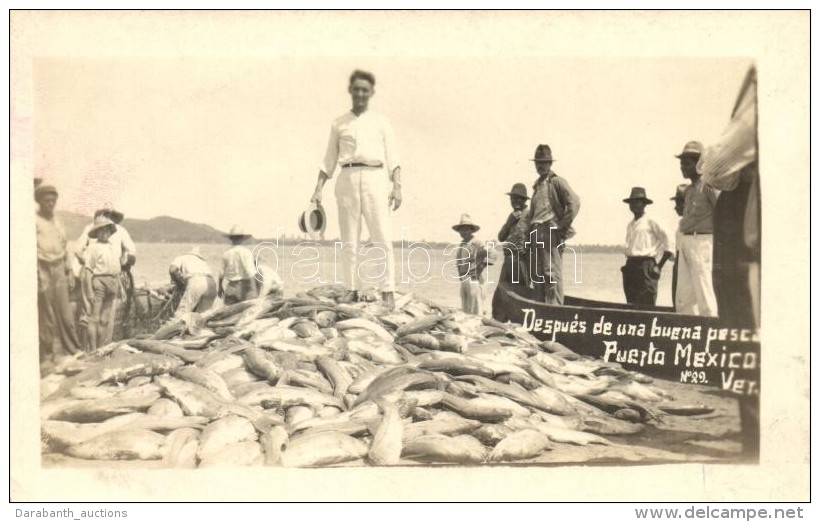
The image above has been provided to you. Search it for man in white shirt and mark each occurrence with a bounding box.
[621,187,673,306]
[82,216,122,350]
[310,69,402,310]
[169,247,217,317]
[218,226,258,305]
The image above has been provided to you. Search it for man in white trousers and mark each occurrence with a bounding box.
[674,141,719,316]
[310,69,402,310]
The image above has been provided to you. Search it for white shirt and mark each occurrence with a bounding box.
[76,223,136,260]
[321,110,400,177]
[170,253,212,279]
[83,241,122,276]
[220,245,257,282]
[625,215,671,258]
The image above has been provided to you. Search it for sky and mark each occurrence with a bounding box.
[21,13,754,245]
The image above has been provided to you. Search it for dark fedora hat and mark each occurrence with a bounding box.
[506,183,529,199]
[529,144,556,163]
[623,187,653,204]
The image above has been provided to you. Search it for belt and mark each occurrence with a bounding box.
[626,256,655,261]
[682,231,712,236]
[341,162,383,168]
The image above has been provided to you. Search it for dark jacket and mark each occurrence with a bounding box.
[529,171,581,240]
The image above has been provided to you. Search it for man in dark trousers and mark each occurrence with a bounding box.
[525,144,581,305]
[492,183,532,321]
[621,187,673,306]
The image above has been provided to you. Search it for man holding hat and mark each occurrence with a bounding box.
[452,214,495,315]
[526,144,581,305]
[218,225,259,305]
[309,69,402,310]
[675,141,719,316]
[81,216,122,350]
[35,183,81,367]
[621,187,673,307]
[491,183,532,320]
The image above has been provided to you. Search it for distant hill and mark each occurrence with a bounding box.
[58,211,228,243]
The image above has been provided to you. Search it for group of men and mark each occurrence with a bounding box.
[34,181,281,371]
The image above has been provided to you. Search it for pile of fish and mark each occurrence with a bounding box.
[40,284,708,467]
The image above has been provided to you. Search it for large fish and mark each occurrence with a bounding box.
[48,353,183,400]
[581,415,646,436]
[456,375,570,415]
[198,352,246,375]
[395,314,443,338]
[260,340,333,360]
[197,415,258,460]
[403,416,482,441]
[46,391,161,423]
[469,393,532,417]
[198,441,265,468]
[334,318,394,342]
[127,339,205,364]
[354,368,440,407]
[505,416,610,446]
[281,431,368,467]
[259,426,289,466]
[367,400,403,466]
[472,423,515,446]
[162,427,200,468]
[439,393,512,422]
[237,384,344,410]
[173,365,235,402]
[221,367,262,388]
[280,369,334,395]
[417,357,496,378]
[285,405,315,430]
[401,434,487,464]
[487,429,552,462]
[243,347,284,383]
[316,356,354,399]
[66,429,167,460]
[346,340,404,365]
[148,399,185,417]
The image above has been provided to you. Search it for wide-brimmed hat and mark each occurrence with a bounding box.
[623,187,653,204]
[529,144,556,163]
[225,225,252,240]
[670,183,689,200]
[452,213,480,233]
[87,215,116,239]
[298,202,327,240]
[506,183,529,199]
[675,141,704,158]
[34,184,58,202]
[98,203,124,224]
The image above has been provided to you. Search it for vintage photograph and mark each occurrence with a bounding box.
[9,10,809,502]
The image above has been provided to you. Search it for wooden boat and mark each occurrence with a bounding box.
[494,287,760,395]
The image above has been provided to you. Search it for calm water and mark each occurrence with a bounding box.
[124,242,674,310]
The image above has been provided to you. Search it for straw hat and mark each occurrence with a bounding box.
[675,141,704,158]
[622,187,653,204]
[452,213,480,233]
[225,225,252,240]
[87,215,116,239]
[99,203,124,224]
[298,202,327,240]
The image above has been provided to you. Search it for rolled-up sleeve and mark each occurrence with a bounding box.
[321,123,340,177]
[382,117,401,174]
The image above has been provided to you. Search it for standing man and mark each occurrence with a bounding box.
[621,187,673,307]
[35,184,81,369]
[310,69,401,311]
[75,206,136,347]
[169,247,217,317]
[525,144,581,305]
[491,183,532,321]
[670,184,688,309]
[452,214,494,315]
[81,216,121,351]
[675,141,719,316]
[218,225,258,305]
